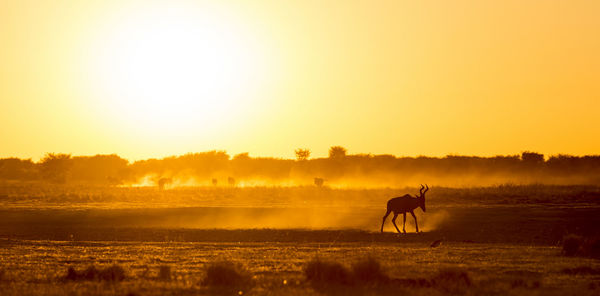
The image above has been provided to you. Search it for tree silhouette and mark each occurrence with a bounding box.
[0,158,36,180]
[69,154,129,184]
[295,148,311,161]
[3,149,600,186]
[328,146,347,159]
[521,151,544,164]
[39,153,72,183]
[233,152,250,161]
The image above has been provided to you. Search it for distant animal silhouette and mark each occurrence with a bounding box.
[227,177,236,186]
[314,177,324,187]
[158,177,172,190]
[381,184,429,233]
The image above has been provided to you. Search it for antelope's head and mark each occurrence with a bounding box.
[416,184,429,212]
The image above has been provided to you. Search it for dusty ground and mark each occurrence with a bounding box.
[0,185,599,295]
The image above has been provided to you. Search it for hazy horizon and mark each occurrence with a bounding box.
[2,149,600,163]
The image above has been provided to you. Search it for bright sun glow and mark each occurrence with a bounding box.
[88,3,266,136]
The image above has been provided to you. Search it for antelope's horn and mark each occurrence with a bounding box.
[424,184,429,193]
[419,184,424,195]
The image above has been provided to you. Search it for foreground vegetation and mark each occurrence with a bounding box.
[1,239,599,295]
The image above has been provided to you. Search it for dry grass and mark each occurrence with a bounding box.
[0,240,598,295]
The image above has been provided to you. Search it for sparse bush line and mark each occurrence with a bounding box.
[63,264,126,282]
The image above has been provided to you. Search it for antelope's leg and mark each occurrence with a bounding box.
[402,213,407,233]
[410,211,418,233]
[381,209,391,233]
[391,213,401,233]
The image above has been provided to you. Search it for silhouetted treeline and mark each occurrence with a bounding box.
[1,151,599,187]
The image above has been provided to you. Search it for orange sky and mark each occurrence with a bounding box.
[1,0,599,161]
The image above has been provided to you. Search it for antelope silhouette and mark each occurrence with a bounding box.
[381,184,429,233]
[157,177,172,190]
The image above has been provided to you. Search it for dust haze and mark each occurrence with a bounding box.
[2,150,600,189]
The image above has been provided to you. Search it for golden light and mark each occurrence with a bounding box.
[86,3,267,137]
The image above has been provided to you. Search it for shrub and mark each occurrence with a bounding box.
[562,266,600,275]
[583,236,600,259]
[509,278,541,289]
[562,234,583,256]
[202,261,252,287]
[431,268,471,292]
[351,257,389,284]
[100,265,126,281]
[64,265,126,281]
[562,234,600,258]
[304,258,352,285]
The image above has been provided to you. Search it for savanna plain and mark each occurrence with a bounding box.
[1,184,599,295]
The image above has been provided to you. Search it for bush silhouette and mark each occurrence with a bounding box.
[563,234,583,256]
[351,257,389,283]
[202,261,252,287]
[64,265,126,281]
[305,258,352,285]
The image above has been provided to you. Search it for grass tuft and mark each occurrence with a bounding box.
[202,260,252,287]
[431,267,471,291]
[158,265,171,281]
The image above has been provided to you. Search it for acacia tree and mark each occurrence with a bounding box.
[39,153,72,183]
[328,146,347,159]
[295,148,311,161]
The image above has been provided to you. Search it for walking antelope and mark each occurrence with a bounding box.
[381,184,429,233]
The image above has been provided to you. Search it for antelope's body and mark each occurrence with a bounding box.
[381,185,428,233]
